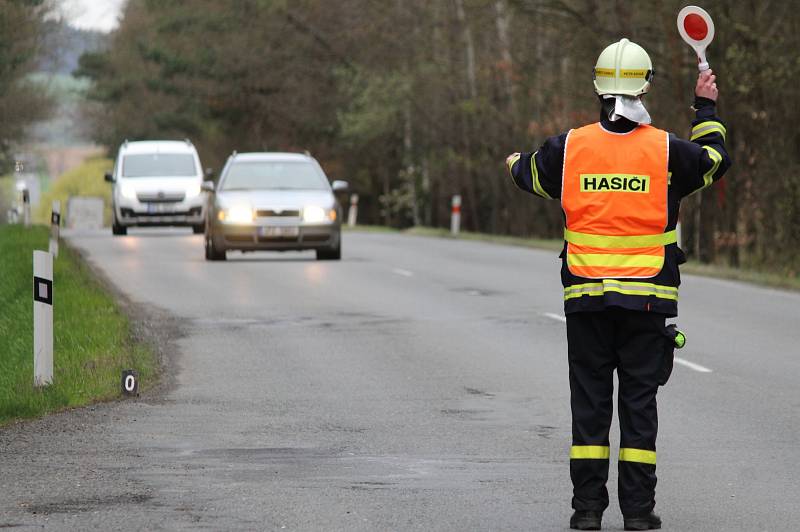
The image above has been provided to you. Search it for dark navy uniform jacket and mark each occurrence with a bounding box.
[508,97,732,317]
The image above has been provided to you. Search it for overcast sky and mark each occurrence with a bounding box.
[57,0,126,32]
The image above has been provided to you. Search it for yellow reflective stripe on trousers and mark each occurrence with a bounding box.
[564,280,678,301]
[700,146,722,189]
[570,445,610,459]
[567,253,663,269]
[619,448,656,465]
[564,229,677,248]
[531,151,552,199]
[691,120,727,141]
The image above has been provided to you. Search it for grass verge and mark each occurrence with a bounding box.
[0,225,157,426]
[347,224,800,291]
[35,156,114,226]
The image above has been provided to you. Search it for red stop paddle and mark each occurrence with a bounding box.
[677,6,715,71]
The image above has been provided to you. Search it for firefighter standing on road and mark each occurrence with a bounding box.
[506,39,731,530]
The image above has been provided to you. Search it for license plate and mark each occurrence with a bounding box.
[147,203,170,214]
[260,226,299,237]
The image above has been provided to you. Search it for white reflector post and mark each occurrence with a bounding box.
[33,250,54,387]
[348,194,359,228]
[49,200,61,258]
[450,195,462,235]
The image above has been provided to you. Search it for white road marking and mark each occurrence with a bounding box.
[543,312,567,323]
[391,268,414,277]
[674,357,713,373]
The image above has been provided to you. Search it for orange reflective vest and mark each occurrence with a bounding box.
[561,123,675,279]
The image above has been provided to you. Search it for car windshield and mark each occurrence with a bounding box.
[221,161,329,190]
[122,153,197,177]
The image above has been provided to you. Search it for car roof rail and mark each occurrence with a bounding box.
[231,150,237,158]
[123,138,128,146]
[304,149,311,157]
[184,138,193,145]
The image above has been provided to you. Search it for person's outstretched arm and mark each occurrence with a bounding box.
[505,134,566,200]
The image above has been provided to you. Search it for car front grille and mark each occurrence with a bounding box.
[137,192,185,203]
[256,209,300,218]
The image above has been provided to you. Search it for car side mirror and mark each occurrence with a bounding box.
[204,167,214,179]
[331,180,349,193]
[201,180,215,193]
[104,172,114,183]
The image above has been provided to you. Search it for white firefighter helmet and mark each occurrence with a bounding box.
[593,38,654,97]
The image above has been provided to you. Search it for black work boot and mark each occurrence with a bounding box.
[623,511,661,530]
[570,510,602,530]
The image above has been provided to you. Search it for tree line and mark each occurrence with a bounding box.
[0,0,52,174]
[77,0,800,275]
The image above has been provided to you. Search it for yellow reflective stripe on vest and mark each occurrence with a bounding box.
[700,146,722,189]
[691,120,727,141]
[570,445,610,459]
[567,253,664,269]
[506,153,521,173]
[564,280,678,301]
[619,448,656,465]
[531,151,552,199]
[564,229,677,248]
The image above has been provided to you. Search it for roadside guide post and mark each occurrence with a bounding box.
[33,250,54,387]
[49,200,61,258]
[22,189,30,227]
[450,195,462,235]
[677,6,715,71]
[348,194,359,228]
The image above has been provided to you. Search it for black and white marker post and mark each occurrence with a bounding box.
[33,250,53,387]
[49,200,61,258]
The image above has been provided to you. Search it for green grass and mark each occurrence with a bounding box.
[680,261,800,291]
[35,156,114,226]
[0,225,157,426]
[347,224,800,291]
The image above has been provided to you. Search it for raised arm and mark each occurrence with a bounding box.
[669,70,732,197]
[505,134,566,200]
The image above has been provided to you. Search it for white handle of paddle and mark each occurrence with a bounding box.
[695,46,709,71]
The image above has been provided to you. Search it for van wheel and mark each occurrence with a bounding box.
[112,216,127,236]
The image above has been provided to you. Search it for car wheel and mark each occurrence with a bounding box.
[205,232,226,261]
[112,214,127,236]
[192,224,204,234]
[316,241,341,261]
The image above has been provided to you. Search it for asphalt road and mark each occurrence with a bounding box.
[2,228,798,531]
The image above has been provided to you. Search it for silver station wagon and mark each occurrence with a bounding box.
[203,152,347,261]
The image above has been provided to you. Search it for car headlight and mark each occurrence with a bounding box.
[185,184,201,198]
[221,204,254,224]
[120,183,137,200]
[303,205,331,223]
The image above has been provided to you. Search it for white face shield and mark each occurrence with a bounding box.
[603,94,652,125]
